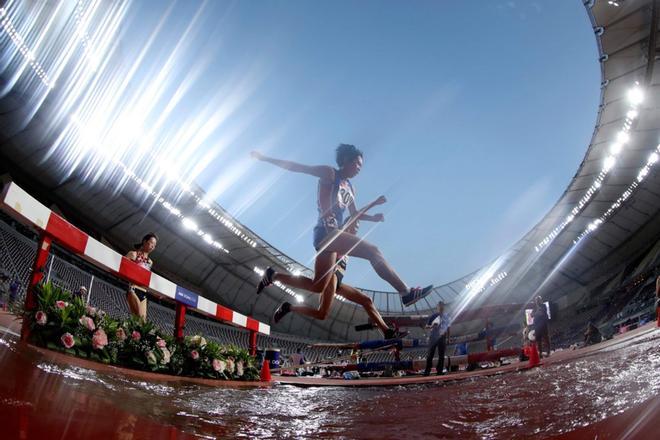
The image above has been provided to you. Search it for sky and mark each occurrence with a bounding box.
[75,0,601,292]
[159,0,602,292]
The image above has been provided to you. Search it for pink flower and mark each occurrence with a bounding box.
[226,357,235,373]
[236,360,244,377]
[35,311,47,325]
[55,301,68,310]
[131,330,141,341]
[85,305,97,317]
[212,358,222,372]
[115,328,127,341]
[156,338,166,348]
[61,332,75,349]
[92,329,108,350]
[190,350,199,360]
[79,316,95,331]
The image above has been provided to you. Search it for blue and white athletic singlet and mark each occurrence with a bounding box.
[317,170,355,229]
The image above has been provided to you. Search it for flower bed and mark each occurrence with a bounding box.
[25,282,260,381]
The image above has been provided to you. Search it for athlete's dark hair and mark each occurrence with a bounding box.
[335,143,363,168]
[134,232,158,250]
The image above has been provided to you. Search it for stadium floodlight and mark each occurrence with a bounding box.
[181,217,198,231]
[627,86,644,106]
[610,142,623,155]
[616,131,630,144]
[295,295,304,303]
[203,233,214,244]
[576,144,660,244]
[0,7,55,89]
[626,109,638,120]
[603,156,616,172]
[157,159,183,183]
[637,168,649,182]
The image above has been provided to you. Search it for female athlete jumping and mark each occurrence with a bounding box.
[251,144,433,324]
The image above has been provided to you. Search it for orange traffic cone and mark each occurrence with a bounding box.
[260,359,271,382]
[528,343,540,367]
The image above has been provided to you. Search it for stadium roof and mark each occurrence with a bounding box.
[1,0,659,340]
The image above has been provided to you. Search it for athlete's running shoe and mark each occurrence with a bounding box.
[273,302,292,323]
[401,285,434,307]
[256,267,276,295]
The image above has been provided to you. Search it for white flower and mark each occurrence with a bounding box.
[160,347,171,365]
[189,335,207,348]
[146,350,157,366]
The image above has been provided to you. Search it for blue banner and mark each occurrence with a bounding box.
[175,285,198,308]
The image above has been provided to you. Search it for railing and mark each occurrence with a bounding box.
[0,182,269,354]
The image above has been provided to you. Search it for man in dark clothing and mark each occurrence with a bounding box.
[424,301,450,376]
[583,322,602,346]
[533,296,551,358]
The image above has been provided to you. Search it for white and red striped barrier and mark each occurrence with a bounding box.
[1,182,270,336]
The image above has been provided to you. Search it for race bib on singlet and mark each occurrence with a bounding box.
[337,180,354,209]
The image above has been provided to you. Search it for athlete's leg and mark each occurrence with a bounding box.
[272,273,324,293]
[271,270,389,333]
[335,284,389,334]
[320,231,409,294]
[271,252,338,292]
[138,298,147,322]
[126,289,141,318]
[273,251,337,322]
[289,274,337,320]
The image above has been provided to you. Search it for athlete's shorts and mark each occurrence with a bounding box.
[314,217,348,289]
[129,286,147,302]
[313,224,337,251]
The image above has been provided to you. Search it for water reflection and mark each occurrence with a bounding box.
[1,331,659,438]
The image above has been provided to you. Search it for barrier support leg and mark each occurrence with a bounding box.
[174,303,187,342]
[249,329,257,356]
[21,234,52,342]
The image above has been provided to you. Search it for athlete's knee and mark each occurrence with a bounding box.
[310,280,326,293]
[311,271,331,288]
[356,295,374,309]
[365,245,385,264]
[315,308,331,320]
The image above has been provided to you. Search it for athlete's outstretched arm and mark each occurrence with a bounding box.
[348,196,387,223]
[251,151,334,180]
